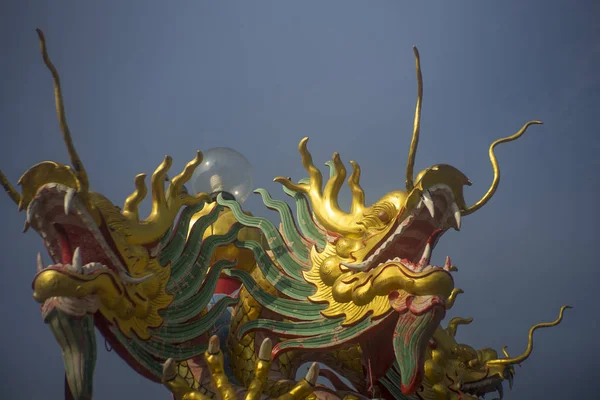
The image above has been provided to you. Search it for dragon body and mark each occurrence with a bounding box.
[0,31,569,400]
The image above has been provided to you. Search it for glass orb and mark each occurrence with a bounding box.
[190,147,253,204]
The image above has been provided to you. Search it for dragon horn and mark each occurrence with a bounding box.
[405,46,423,192]
[36,29,90,195]
[0,170,21,205]
[486,305,571,366]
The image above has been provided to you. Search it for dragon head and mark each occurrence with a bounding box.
[273,48,542,395]
[421,306,570,399]
[0,30,226,398]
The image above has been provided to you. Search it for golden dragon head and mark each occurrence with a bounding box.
[0,29,212,339]
[273,47,543,395]
[420,306,570,399]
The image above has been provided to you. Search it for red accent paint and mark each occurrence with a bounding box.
[215,277,242,295]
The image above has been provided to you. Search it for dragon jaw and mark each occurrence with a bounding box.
[28,183,167,334]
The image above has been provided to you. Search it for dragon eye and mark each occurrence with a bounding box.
[377,210,391,223]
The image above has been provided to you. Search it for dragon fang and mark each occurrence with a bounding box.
[0,30,569,400]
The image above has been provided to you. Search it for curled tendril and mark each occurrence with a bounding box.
[462,120,543,215]
[446,316,473,337]
[445,288,464,310]
[487,305,571,366]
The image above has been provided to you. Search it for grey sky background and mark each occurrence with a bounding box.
[0,1,598,399]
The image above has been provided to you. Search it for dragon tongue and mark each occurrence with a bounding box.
[392,305,445,395]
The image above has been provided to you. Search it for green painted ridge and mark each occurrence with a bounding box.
[132,336,207,361]
[159,203,206,266]
[217,195,305,281]
[224,269,325,321]
[162,259,236,323]
[47,311,96,399]
[168,224,241,300]
[236,316,344,339]
[167,205,223,285]
[234,240,315,300]
[281,178,326,250]
[379,377,415,400]
[111,328,163,378]
[273,316,382,353]
[254,188,309,261]
[152,296,238,343]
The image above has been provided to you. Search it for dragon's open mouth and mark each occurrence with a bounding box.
[27,183,128,278]
[460,372,509,399]
[343,184,460,273]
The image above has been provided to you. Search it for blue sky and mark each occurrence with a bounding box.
[0,1,597,399]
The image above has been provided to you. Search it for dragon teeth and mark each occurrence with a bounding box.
[64,188,76,215]
[72,247,82,270]
[36,252,44,273]
[450,202,461,230]
[81,262,108,274]
[418,243,432,267]
[422,190,435,218]
[66,247,83,273]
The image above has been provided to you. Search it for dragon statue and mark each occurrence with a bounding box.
[0,30,569,400]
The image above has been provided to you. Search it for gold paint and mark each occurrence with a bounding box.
[405,46,423,192]
[0,170,20,205]
[486,305,570,366]
[461,120,543,215]
[120,152,211,245]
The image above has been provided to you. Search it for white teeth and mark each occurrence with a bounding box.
[26,206,33,225]
[418,243,432,267]
[81,262,109,274]
[71,247,82,273]
[64,188,76,215]
[36,252,44,273]
[340,261,370,271]
[119,272,154,284]
[450,202,461,230]
[422,190,435,218]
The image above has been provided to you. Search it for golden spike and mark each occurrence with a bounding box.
[487,305,571,366]
[446,316,473,337]
[168,151,209,206]
[123,152,211,245]
[0,170,21,205]
[122,174,148,221]
[462,120,543,216]
[36,29,89,194]
[323,152,347,211]
[405,46,423,192]
[274,139,367,236]
[347,160,365,214]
